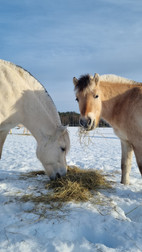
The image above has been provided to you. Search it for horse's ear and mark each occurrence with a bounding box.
[94,73,100,85]
[55,125,68,139]
[60,125,68,135]
[73,77,78,87]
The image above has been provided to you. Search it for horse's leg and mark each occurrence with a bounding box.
[133,145,142,176]
[0,131,8,158]
[121,140,133,185]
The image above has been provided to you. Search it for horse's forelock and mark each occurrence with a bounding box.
[75,74,93,92]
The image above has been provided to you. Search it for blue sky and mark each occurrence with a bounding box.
[0,0,142,112]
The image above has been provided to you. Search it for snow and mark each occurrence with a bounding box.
[0,127,142,252]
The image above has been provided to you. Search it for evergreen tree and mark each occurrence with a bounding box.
[59,112,110,127]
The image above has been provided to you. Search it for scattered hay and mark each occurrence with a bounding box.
[21,170,45,178]
[20,166,111,206]
[47,166,110,202]
[78,127,98,146]
[78,127,91,146]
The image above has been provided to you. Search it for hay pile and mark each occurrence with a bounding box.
[21,166,110,205]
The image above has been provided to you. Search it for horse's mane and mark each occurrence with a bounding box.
[75,73,141,93]
[1,59,45,90]
[74,74,94,92]
[100,74,140,85]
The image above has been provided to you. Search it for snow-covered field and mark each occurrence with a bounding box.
[0,127,142,252]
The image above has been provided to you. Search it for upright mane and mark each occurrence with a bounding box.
[75,73,141,94]
[74,74,94,92]
[100,74,140,85]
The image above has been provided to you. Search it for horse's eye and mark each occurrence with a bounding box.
[93,94,99,99]
[76,97,79,102]
[61,147,66,152]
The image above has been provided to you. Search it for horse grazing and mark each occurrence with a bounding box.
[73,73,142,185]
[0,59,70,180]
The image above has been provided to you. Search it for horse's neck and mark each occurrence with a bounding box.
[100,81,135,124]
[20,92,61,143]
[0,61,61,142]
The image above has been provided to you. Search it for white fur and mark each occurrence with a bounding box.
[0,59,70,179]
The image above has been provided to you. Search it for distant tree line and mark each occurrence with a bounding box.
[59,112,110,127]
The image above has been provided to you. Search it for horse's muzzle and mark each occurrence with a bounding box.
[50,169,67,180]
[79,117,95,130]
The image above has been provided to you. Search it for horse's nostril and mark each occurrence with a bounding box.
[56,173,61,179]
[80,118,91,128]
[80,118,85,127]
[88,117,91,126]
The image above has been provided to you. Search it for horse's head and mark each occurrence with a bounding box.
[36,126,70,180]
[73,73,102,131]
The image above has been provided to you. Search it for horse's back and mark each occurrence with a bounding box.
[113,86,142,141]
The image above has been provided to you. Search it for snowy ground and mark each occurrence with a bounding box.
[0,127,142,252]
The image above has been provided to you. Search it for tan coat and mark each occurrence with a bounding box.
[73,73,142,185]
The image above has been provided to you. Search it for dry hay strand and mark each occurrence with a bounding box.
[47,166,110,197]
[78,127,91,146]
[20,166,111,205]
[21,170,45,178]
[78,127,97,146]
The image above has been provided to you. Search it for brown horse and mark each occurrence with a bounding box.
[73,73,142,185]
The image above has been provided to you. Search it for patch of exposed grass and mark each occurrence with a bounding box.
[20,166,111,206]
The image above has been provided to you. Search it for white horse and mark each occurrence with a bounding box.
[0,59,70,179]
